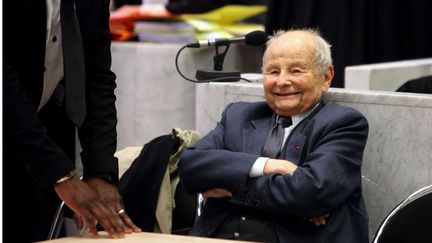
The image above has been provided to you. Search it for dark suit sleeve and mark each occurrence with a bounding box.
[3,49,75,189]
[179,103,260,194]
[231,108,369,219]
[75,0,119,181]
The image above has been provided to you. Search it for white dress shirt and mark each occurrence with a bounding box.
[39,0,64,110]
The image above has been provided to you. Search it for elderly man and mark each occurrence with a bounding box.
[179,29,369,243]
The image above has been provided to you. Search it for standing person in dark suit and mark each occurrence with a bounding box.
[179,29,369,243]
[3,0,141,242]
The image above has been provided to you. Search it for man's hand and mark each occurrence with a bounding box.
[85,178,142,234]
[203,188,232,199]
[263,158,298,175]
[309,213,330,226]
[54,175,141,238]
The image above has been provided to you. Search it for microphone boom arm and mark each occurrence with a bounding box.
[175,30,269,83]
[195,42,241,82]
[213,42,230,71]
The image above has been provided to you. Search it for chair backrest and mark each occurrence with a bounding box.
[396,75,432,94]
[118,130,201,235]
[372,184,432,243]
[171,179,199,235]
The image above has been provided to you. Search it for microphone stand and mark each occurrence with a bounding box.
[195,42,241,82]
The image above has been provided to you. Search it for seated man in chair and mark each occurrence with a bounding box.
[179,29,370,243]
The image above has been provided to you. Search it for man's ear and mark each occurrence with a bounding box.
[322,65,334,91]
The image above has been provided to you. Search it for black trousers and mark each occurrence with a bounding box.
[3,98,76,243]
[212,209,279,243]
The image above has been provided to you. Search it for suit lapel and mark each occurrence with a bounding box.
[242,114,276,154]
[283,133,307,165]
[281,101,325,165]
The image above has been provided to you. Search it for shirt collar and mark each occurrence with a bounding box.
[277,102,320,128]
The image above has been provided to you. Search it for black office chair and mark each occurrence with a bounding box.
[372,184,432,243]
[48,201,67,240]
[47,176,84,240]
[396,75,432,94]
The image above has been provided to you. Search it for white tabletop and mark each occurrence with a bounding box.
[36,232,256,243]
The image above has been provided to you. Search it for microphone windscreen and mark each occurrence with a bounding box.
[245,30,268,46]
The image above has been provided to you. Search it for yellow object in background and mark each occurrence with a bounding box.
[181,5,267,38]
[180,5,267,25]
[110,4,267,42]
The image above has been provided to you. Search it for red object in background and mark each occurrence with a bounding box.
[110,20,135,41]
[109,5,177,41]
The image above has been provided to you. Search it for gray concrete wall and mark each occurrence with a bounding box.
[344,58,432,91]
[110,42,263,149]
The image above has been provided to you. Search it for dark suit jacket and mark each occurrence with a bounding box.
[119,135,177,232]
[118,134,197,233]
[3,0,118,189]
[179,101,369,243]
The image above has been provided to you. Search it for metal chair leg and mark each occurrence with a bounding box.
[47,201,66,240]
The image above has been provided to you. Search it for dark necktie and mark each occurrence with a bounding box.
[261,116,292,158]
[61,0,86,126]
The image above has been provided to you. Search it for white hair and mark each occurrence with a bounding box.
[266,28,333,74]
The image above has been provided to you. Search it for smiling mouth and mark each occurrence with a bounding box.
[275,92,299,97]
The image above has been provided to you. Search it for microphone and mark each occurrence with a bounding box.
[186,30,268,48]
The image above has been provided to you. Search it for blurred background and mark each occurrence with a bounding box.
[109,0,432,87]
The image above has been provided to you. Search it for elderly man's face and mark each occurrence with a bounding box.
[262,32,333,116]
